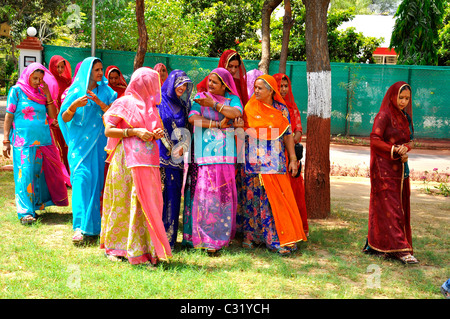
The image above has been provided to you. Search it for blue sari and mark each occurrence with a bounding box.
[156,70,193,248]
[58,57,117,236]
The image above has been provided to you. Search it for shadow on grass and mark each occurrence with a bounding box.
[38,211,72,225]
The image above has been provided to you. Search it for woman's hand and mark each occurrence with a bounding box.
[401,154,408,163]
[73,96,88,109]
[87,90,101,105]
[234,117,244,128]
[288,158,298,177]
[41,80,51,97]
[293,131,302,144]
[134,128,154,141]
[193,92,215,108]
[395,144,408,156]
[2,143,11,158]
[153,128,164,140]
[219,117,232,129]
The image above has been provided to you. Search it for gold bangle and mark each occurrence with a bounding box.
[123,128,128,137]
[218,104,224,112]
[46,100,54,105]
[209,119,212,129]
[66,108,75,115]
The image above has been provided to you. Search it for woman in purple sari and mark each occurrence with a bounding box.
[157,70,193,249]
[186,67,243,253]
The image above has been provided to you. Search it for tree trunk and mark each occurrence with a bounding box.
[302,0,331,219]
[259,0,282,74]
[133,0,148,71]
[279,0,294,74]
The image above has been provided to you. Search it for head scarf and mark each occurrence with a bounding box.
[244,74,290,140]
[154,63,168,85]
[273,73,302,133]
[72,62,82,83]
[160,69,193,117]
[246,69,263,98]
[49,55,72,100]
[17,62,59,105]
[381,81,413,134]
[104,67,162,153]
[196,50,249,105]
[105,65,127,98]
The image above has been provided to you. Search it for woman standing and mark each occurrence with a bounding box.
[154,63,168,86]
[3,63,69,224]
[49,55,72,175]
[106,65,128,98]
[185,67,243,253]
[58,57,117,244]
[273,73,308,236]
[363,81,418,264]
[242,74,307,255]
[157,69,193,249]
[100,67,172,266]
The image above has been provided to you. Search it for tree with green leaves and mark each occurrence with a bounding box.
[390,0,446,65]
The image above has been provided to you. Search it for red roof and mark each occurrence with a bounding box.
[17,36,43,51]
[373,47,396,56]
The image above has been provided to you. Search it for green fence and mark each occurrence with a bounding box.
[42,45,450,139]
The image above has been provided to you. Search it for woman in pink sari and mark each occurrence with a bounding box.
[100,67,172,266]
[185,67,243,254]
[154,63,168,86]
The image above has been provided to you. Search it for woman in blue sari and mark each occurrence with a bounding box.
[58,57,117,244]
[157,70,193,249]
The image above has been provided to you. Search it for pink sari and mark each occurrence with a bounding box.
[103,67,172,262]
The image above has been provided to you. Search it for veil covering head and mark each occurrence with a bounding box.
[246,69,263,98]
[244,74,290,140]
[105,65,128,97]
[380,81,413,135]
[160,69,193,117]
[273,73,302,133]
[49,55,72,104]
[17,62,59,105]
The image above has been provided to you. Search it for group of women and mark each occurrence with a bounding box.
[2,49,419,266]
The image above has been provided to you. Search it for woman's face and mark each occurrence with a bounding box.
[254,79,273,102]
[29,71,44,89]
[226,60,240,77]
[279,79,289,98]
[108,70,120,87]
[208,73,226,96]
[175,83,187,98]
[158,66,168,83]
[57,61,65,76]
[90,62,104,83]
[396,88,411,111]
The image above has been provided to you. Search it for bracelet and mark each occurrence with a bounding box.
[3,140,10,144]
[218,104,224,113]
[209,119,212,129]
[214,102,219,110]
[66,108,75,115]
[46,100,54,105]
[123,128,129,137]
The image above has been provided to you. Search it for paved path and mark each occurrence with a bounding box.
[1,98,449,173]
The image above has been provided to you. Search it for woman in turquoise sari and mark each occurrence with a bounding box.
[58,57,117,244]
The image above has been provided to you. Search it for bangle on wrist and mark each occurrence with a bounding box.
[214,102,219,110]
[3,140,10,144]
[46,100,54,105]
[66,108,75,115]
[218,104,224,112]
[209,119,212,129]
[123,128,129,137]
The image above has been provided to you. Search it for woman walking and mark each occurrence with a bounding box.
[3,63,69,224]
[106,65,128,98]
[363,81,418,264]
[58,57,117,244]
[101,67,172,266]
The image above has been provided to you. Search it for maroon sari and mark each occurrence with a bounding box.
[367,81,414,256]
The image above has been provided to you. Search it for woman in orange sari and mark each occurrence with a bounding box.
[241,74,307,255]
[105,65,128,98]
[363,81,418,264]
[49,55,72,174]
[273,73,308,236]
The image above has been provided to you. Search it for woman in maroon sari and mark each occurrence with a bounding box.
[106,65,128,98]
[363,81,418,264]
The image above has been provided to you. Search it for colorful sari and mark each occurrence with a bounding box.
[366,81,415,257]
[185,67,243,250]
[246,69,263,98]
[242,74,306,251]
[49,55,72,175]
[101,67,172,264]
[105,65,127,98]
[154,63,168,86]
[273,73,308,234]
[58,57,117,236]
[6,63,69,220]
[196,50,249,106]
[156,69,193,248]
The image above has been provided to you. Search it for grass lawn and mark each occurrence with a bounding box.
[0,165,448,300]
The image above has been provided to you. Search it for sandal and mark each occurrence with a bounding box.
[72,230,84,245]
[399,254,419,264]
[441,285,450,299]
[20,215,36,225]
[274,247,291,256]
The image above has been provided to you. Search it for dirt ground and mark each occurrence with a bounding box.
[330,176,450,224]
